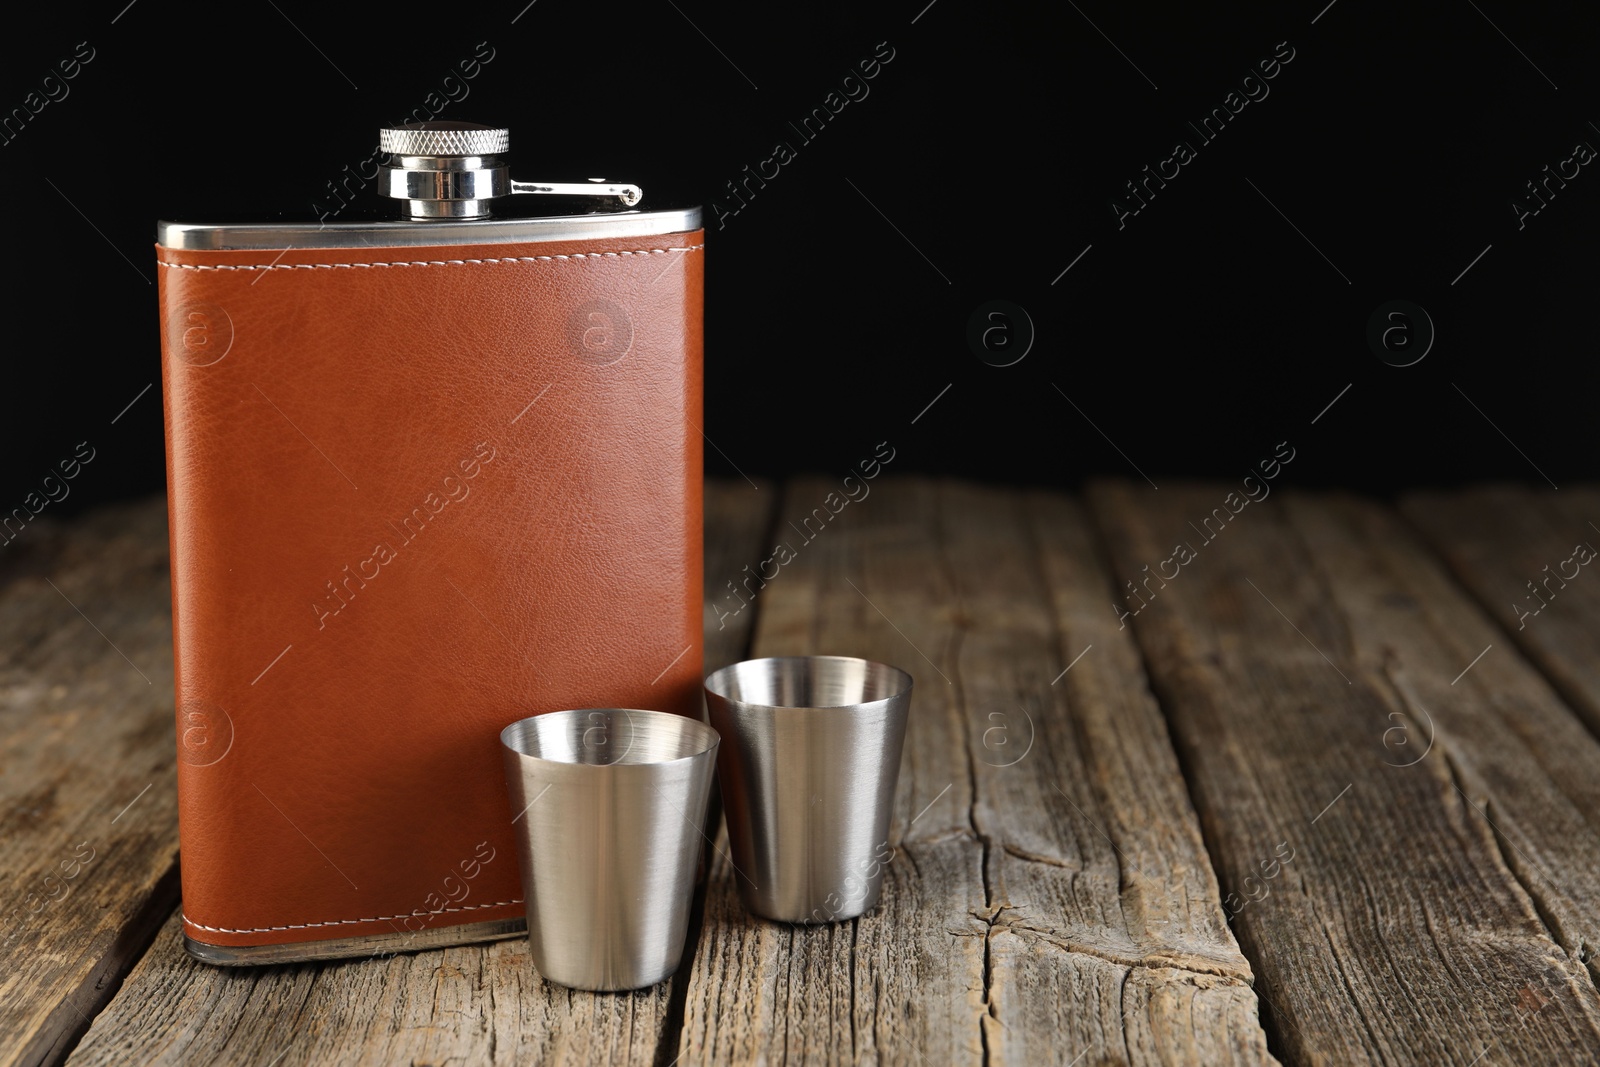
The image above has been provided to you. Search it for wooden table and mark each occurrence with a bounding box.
[5,479,1600,1066]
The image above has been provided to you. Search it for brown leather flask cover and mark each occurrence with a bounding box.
[156,226,704,956]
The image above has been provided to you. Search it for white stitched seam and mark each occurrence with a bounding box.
[182,898,523,934]
[156,244,704,272]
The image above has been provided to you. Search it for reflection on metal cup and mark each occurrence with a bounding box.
[500,708,718,991]
[704,656,913,923]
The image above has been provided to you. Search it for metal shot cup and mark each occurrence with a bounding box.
[704,656,913,924]
[499,709,719,991]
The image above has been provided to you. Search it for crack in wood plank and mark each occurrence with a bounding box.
[1091,482,1600,1066]
[1298,492,1600,992]
[676,479,1276,1066]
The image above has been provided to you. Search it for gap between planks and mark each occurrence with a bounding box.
[1087,481,1600,1067]
[672,479,1275,1067]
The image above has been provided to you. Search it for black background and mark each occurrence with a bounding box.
[4,0,1595,519]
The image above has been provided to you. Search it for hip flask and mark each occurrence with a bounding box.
[155,122,705,964]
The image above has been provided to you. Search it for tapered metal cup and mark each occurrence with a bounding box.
[704,656,913,923]
[500,709,718,991]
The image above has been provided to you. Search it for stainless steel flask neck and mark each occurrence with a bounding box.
[377,121,642,220]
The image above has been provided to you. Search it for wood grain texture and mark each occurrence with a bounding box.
[674,478,1277,1066]
[1284,492,1600,990]
[68,916,679,1067]
[1400,486,1600,737]
[64,481,775,1067]
[1089,481,1600,1066]
[0,498,181,1067]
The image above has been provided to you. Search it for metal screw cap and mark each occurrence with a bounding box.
[375,121,640,219]
[378,122,510,157]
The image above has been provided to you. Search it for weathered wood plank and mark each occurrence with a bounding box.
[1400,486,1600,737]
[1089,481,1600,1066]
[675,478,1277,1065]
[701,482,777,678]
[1285,493,1600,990]
[0,499,181,1067]
[64,480,775,1067]
[703,481,776,675]
[1006,491,1275,1067]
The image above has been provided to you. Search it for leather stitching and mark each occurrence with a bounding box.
[182,898,523,934]
[155,244,704,272]
[167,237,702,940]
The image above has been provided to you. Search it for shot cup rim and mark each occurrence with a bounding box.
[703,655,914,711]
[499,708,720,769]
